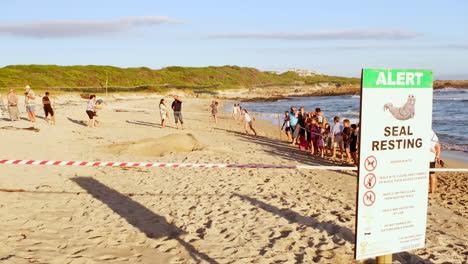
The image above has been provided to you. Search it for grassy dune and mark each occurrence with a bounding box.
[0,65,360,92]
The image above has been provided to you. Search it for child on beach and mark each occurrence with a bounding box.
[342,119,352,163]
[241,109,257,136]
[323,123,331,156]
[159,99,168,128]
[317,122,325,158]
[281,111,292,142]
[350,124,358,166]
[42,92,56,124]
[232,104,239,119]
[210,101,219,124]
[309,117,319,155]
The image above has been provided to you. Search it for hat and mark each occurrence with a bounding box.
[25,85,31,89]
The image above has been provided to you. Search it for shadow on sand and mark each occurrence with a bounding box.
[72,177,218,264]
[126,120,160,127]
[214,127,356,177]
[234,194,433,264]
[67,117,87,127]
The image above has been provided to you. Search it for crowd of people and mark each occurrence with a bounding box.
[281,106,359,165]
[0,86,56,124]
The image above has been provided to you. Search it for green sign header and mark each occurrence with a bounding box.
[362,69,433,88]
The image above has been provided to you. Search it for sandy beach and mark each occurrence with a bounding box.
[0,94,466,264]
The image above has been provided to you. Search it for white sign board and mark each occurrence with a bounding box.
[355,69,433,260]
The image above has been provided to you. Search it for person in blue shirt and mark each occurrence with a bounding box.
[287,107,298,139]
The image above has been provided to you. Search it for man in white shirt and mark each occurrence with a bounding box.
[331,116,344,159]
[24,85,36,122]
[429,130,441,193]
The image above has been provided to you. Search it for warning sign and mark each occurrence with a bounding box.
[355,69,433,260]
[363,191,376,206]
[364,174,377,189]
[364,156,378,171]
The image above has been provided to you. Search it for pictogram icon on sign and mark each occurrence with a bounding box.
[364,156,377,172]
[364,173,377,189]
[363,191,376,206]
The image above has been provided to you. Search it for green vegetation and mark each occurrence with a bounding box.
[0,65,360,91]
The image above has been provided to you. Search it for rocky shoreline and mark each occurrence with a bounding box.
[215,80,467,102]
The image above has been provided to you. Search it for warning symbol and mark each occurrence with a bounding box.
[364,156,377,172]
[363,191,376,206]
[364,173,377,189]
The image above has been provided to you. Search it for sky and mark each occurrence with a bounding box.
[1,0,467,79]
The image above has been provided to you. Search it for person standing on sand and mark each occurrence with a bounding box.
[291,107,306,146]
[232,104,239,119]
[330,116,344,159]
[86,95,97,128]
[171,95,184,130]
[42,92,56,124]
[6,89,20,121]
[315,108,328,125]
[24,85,36,122]
[210,101,219,124]
[429,130,442,193]
[241,109,257,136]
[281,111,292,142]
[159,98,168,128]
[0,94,7,117]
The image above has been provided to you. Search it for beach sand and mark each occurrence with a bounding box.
[0,95,466,264]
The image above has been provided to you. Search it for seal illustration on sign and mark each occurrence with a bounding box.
[383,95,416,120]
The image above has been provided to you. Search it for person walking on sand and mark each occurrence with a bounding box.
[24,85,36,122]
[242,109,257,136]
[210,101,219,124]
[42,92,56,124]
[86,95,98,128]
[159,98,168,128]
[171,95,184,130]
[6,89,20,121]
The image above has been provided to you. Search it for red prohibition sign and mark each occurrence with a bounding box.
[363,191,376,206]
[364,173,377,189]
[364,156,378,172]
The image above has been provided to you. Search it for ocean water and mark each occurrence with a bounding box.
[227,88,468,152]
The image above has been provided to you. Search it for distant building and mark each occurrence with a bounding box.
[288,68,317,77]
[264,71,280,75]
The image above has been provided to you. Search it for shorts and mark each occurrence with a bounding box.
[344,143,350,149]
[429,161,435,175]
[44,105,54,117]
[174,111,184,124]
[285,126,291,132]
[333,135,343,147]
[86,110,96,119]
[26,105,35,112]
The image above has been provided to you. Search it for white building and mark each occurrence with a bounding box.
[288,68,317,77]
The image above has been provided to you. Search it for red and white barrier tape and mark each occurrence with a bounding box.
[0,159,466,172]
